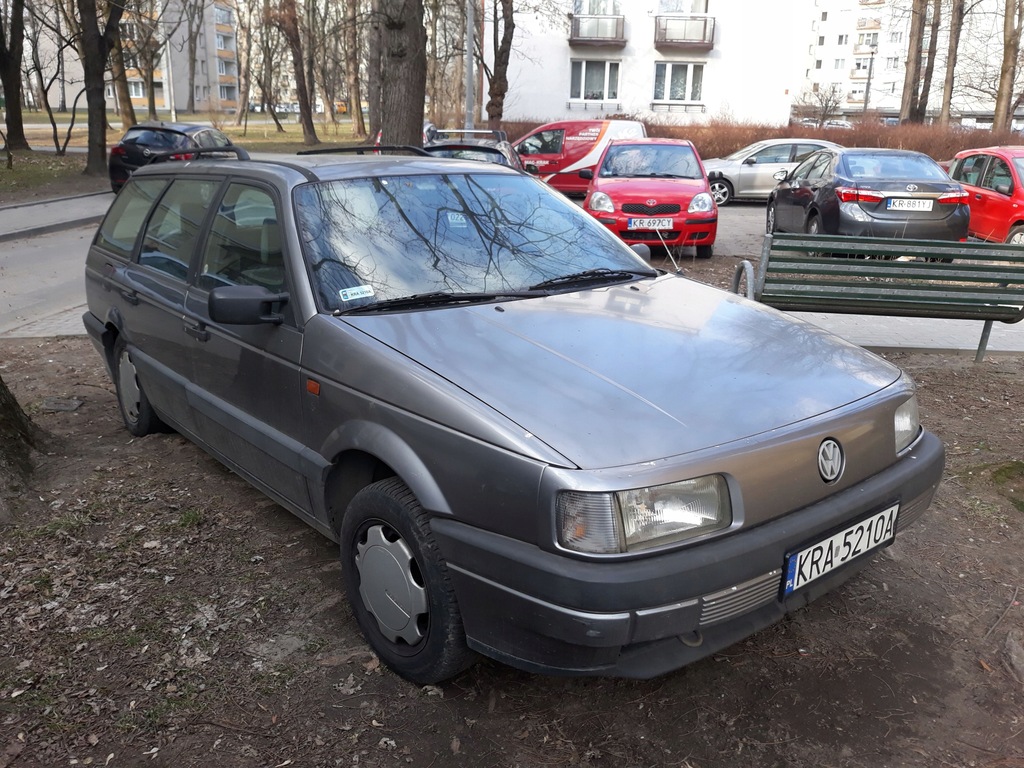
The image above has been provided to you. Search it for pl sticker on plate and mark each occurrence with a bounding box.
[339,285,375,302]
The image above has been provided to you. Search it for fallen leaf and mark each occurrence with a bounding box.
[450,737,461,754]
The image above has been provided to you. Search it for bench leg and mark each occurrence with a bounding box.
[975,320,993,363]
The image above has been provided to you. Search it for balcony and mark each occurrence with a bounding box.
[569,14,626,47]
[654,15,715,51]
[857,17,881,30]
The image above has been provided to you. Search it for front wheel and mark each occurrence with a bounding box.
[695,244,714,259]
[709,179,733,206]
[1006,225,1024,245]
[340,478,476,684]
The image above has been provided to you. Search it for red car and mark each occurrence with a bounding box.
[580,138,717,258]
[948,146,1024,243]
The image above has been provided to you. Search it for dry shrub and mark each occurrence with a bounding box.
[501,115,1022,164]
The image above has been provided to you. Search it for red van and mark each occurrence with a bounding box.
[513,119,647,196]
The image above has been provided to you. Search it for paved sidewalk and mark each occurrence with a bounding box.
[0,191,114,243]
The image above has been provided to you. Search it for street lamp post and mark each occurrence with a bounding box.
[863,45,877,113]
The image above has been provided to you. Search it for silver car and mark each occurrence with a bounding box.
[703,138,843,205]
[83,150,944,684]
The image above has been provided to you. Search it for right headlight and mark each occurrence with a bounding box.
[556,475,732,554]
[894,395,921,454]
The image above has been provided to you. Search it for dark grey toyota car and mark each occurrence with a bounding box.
[83,150,945,684]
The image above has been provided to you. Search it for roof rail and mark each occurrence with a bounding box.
[297,145,431,157]
[433,128,508,142]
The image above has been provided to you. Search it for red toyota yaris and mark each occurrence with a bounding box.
[581,138,718,259]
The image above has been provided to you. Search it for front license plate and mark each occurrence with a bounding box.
[627,217,673,230]
[783,504,899,596]
[887,198,933,211]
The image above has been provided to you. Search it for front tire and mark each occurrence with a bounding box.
[1006,225,1024,245]
[696,244,714,259]
[766,201,777,234]
[340,478,476,684]
[112,336,165,436]
[709,179,733,206]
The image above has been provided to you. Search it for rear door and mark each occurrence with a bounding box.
[973,156,1016,242]
[734,142,798,198]
[950,153,998,240]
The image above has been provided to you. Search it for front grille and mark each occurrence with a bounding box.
[622,203,681,215]
[699,569,781,627]
[625,230,681,241]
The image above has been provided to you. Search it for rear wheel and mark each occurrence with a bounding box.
[340,477,476,684]
[709,179,733,206]
[1006,225,1024,245]
[112,336,165,436]
[804,214,830,258]
[766,201,777,234]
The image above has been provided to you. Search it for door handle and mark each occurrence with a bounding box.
[975,193,982,200]
[119,288,139,305]
[184,320,209,342]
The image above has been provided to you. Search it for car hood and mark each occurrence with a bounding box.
[701,158,734,172]
[343,276,900,469]
[593,177,710,200]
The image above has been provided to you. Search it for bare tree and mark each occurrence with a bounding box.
[899,0,927,122]
[365,0,383,140]
[0,373,42,524]
[23,0,86,152]
[796,83,845,126]
[76,0,126,175]
[268,0,319,144]
[1,0,30,149]
[993,0,1024,129]
[344,0,365,137]
[179,0,207,114]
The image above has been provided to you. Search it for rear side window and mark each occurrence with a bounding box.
[195,129,232,149]
[138,179,221,280]
[94,178,168,259]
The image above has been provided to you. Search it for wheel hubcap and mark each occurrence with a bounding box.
[711,183,729,205]
[355,524,427,646]
[117,349,142,422]
[1010,232,1024,244]
[767,206,775,233]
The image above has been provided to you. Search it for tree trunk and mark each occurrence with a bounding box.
[485,0,514,130]
[899,0,927,122]
[0,373,40,515]
[110,36,138,128]
[272,0,319,144]
[378,0,426,145]
[912,0,941,122]
[344,0,365,137]
[993,0,1023,130]
[938,0,966,125]
[76,0,124,175]
[0,0,30,150]
[366,0,383,141]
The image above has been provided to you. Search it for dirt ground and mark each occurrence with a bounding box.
[1,252,1023,768]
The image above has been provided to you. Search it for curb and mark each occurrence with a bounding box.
[0,215,106,244]
[0,189,111,212]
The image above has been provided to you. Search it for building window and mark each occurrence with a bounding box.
[654,62,703,102]
[216,34,233,51]
[834,59,845,69]
[219,85,236,101]
[818,35,825,45]
[886,56,899,70]
[858,32,878,46]
[890,31,903,43]
[574,0,620,12]
[570,60,619,100]
[837,34,848,45]
[200,60,207,75]
[658,0,708,11]
[821,11,827,21]
[128,81,146,98]
[815,59,822,69]
[213,5,232,24]
[854,57,872,70]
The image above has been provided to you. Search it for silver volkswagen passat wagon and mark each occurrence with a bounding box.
[83,148,945,684]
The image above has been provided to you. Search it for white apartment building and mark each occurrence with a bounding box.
[491,0,815,126]
[492,0,1018,127]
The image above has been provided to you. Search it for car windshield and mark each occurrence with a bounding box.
[843,153,948,180]
[599,144,702,179]
[423,146,510,165]
[293,172,651,313]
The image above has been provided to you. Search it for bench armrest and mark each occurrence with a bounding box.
[731,260,755,299]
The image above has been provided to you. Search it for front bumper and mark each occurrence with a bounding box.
[432,430,944,678]
[592,214,717,248]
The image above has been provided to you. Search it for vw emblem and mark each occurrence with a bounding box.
[905,183,918,192]
[818,438,844,483]
[646,198,657,206]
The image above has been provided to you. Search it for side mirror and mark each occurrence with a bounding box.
[209,285,289,325]
[742,157,757,165]
[773,169,789,181]
[579,168,594,180]
[630,243,652,264]
[995,183,1012,196]
[524,163,540,175]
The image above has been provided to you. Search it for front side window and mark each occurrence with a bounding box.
[517,129,564,155]
[981,158,1014,193]
[139,179,220,280]
[748,143,793,164]
[293,173,645,313]
[654,62,703,101]
[199,185,284,291]
[571,60,619,100]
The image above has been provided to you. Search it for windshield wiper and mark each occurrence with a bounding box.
[335,289,543,315]
[528,268,655,291]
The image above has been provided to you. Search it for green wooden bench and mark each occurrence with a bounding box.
[731,233,1024,362]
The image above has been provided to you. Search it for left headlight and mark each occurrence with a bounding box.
[688,192,715,213]
[588,192,615,214]
[557,475,732,554]
[895,395,921,454]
